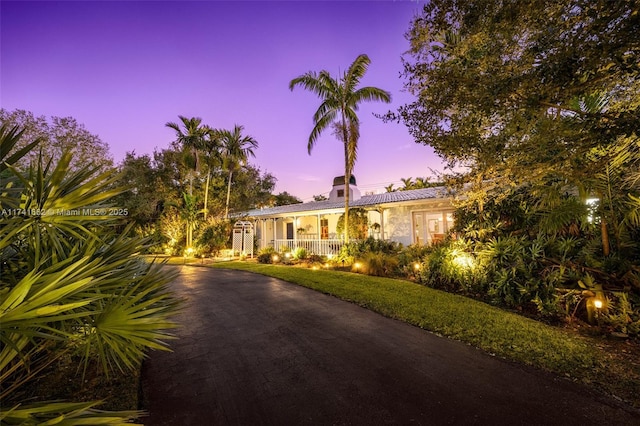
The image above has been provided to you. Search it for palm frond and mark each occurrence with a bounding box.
[343,54,371,94]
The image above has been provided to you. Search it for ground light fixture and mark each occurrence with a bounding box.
[272,254,279,263]
[354,262,362,272]
[594,298,604,326]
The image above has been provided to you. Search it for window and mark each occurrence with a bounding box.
[337,189,344,197]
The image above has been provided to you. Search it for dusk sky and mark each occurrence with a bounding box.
[1,0,445,201]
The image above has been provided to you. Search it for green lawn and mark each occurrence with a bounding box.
[205,260,639,408]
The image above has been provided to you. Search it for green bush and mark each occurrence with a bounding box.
[293,246,308,260]
[358,252,399,277]
[257,246,277,264]
[197,219,231,256]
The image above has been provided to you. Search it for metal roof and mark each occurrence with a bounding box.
[240,186,452,218]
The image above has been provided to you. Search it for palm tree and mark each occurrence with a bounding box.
[201,128,223,220]
[289,54,391,242]
[219,125,258,219]
[165,116,210,247]
[401,177,414,190]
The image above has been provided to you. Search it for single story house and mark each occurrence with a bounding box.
[238,176,456,255]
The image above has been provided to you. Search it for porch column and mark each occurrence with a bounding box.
[293,215,298,244]
[379,208,385,240]
[273,217,277,247]
[317,214,321,239]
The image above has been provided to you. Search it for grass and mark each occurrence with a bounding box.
[208,260,640,408]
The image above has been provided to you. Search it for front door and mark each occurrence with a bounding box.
[286,222,294,240]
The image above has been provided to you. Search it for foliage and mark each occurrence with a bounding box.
[290,54,391,242]
[357,252,399,277]
[396,244,434,277]
[159,210,184,255]
[218,125,259,219]
[393,0,639,193]
[336,208,369,240]
[269,191,303,206]
[292,246,308,260]
[0,108,113,173]
[0,126,180,423]
[390,1,640,331]
[257,246,278,264]
[197,219,231,256]
[392,176,443,191]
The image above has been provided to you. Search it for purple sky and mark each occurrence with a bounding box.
[1,0,444,201]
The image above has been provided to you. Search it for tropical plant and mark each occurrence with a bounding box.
[218,125,258,219]
[336,208,369,240]
[257,246,278,264]
[197,218,231,256]
[358,252,399,277]
[165,116,216,246]
[0,125,180,424]
[289,54,391,242]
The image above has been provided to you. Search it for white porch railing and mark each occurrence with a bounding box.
[271,239,344,256]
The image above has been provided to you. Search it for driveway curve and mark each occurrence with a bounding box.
[141,266,638,425]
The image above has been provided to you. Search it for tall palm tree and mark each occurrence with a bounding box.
[201,128,223,220]
[165,116,210,247]
[219,125,258,219]
[289,54,391,243]
[165,116,211,193]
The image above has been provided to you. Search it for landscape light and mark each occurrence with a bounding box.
[594,299,603,309]
[272,254,279,262]
[413,263,421,270]
[452,251,475,270]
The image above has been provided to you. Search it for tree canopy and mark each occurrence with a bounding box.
[0,108,113,172]
[394,0,639,195]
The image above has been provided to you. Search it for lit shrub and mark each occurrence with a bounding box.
[358,252,399,277]
[418,239,485,294]
[257,247,277,264]
[293,246,308,260]
[197,219,231,256]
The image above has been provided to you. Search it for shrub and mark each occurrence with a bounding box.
[293,246,308,260]
[358,252,399,277]
[197,219,231,256]
[257,247,277,264]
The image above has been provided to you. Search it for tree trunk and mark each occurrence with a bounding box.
[601,217,610,257]
[342,118,350,244]
[225,170,233,220]
[203,171,210,221]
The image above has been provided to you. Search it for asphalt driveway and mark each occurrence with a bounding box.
[140,266,639,425]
